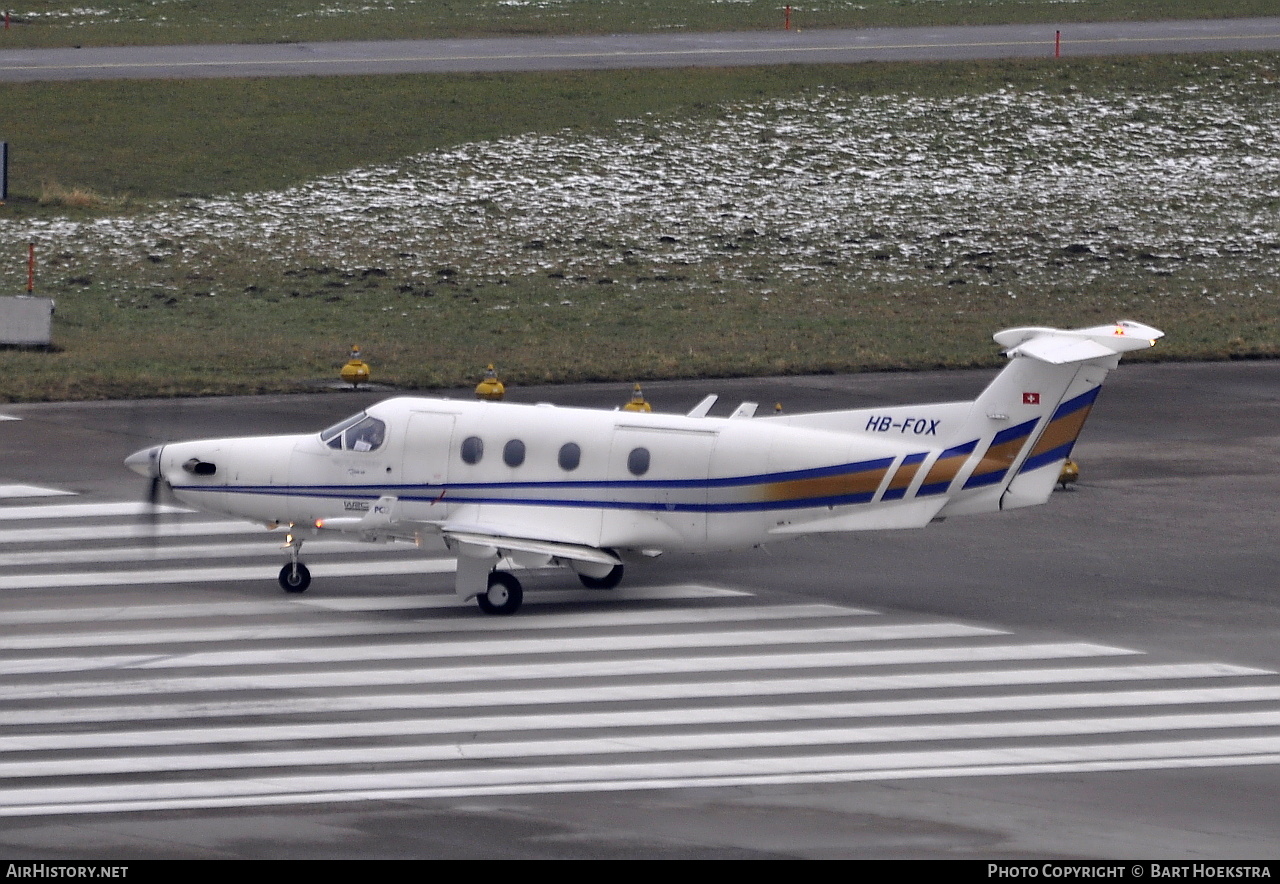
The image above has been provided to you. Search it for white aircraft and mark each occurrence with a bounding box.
[127,321,1162,615]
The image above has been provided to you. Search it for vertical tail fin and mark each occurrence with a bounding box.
[941,320,1162,515]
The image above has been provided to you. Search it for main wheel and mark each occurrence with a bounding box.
[578,563,624,590]
[278,562,311,593]
[477,571,523,615]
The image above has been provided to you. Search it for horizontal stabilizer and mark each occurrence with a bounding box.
[994,320,1163,365]
[1006,336,1116,365]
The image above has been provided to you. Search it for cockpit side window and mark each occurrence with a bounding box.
[345,416,386,451]
[322,413,364,448]
[320,413,387,452]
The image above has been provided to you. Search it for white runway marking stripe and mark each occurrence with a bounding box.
[8,737,1280,816]
[5,663,1266,727]
[0,602,856,645]
[0,519,267,545]
[0,586,765,627]
[9,709,1280,780]
[0,622,1007,674]
[0,642,1141,699]
[0,557,456,589]
[10,685,1280,753]
[0,539,391,567]
[0,484,75,498]
[0,501,191,521]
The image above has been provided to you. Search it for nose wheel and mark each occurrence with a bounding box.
[279,562,311,593]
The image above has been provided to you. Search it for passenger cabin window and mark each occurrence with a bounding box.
[461,436,484,465]
[627,447,651,476]
[503,439,526,468]
[321,413,387,452]
[558,442,581,472]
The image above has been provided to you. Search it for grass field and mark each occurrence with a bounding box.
[1,1,1275,48]
[0,50,1275,402]
[0,5,1276,401]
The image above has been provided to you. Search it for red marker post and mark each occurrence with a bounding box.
[1055,30,1061,58]
[785,6,791,31]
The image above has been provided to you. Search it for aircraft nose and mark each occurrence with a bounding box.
[125,445,163,479]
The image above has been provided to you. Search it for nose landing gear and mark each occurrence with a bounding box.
[279,531,311,593]
[279,562,311,593]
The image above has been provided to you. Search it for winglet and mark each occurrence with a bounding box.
[993,320,1163,364]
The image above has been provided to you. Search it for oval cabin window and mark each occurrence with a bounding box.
[627,446,650,476]
[503,439,526,468]
[460,436,484,465]
[558,442,581,472]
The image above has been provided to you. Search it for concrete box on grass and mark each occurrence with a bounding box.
[0,296,54,346]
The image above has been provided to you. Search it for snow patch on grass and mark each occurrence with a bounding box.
[7,62,1279,306]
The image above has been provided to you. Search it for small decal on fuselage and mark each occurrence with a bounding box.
[343,500,370,512]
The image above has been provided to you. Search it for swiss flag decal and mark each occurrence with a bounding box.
[1023,392,1041,405]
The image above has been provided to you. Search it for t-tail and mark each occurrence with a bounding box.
[937,320,1163,516]
[775,320,1162,523]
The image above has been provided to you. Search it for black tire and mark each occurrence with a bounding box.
[278,562,311,593]
[578,563,624,590]
[477,571,523,615]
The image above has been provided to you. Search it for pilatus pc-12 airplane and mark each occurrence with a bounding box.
[127,321,1162,615]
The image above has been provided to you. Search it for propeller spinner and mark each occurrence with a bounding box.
[125,444,164,480]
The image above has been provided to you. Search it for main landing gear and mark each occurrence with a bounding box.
[577,562,624,590]
[477,571,523,615]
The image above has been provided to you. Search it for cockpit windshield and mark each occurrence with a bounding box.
[320,413,387,452]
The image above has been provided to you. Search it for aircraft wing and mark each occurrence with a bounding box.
[441,527,623,569]
[315,497,621,567]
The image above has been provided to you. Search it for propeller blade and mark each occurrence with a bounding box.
[127,444,167,540]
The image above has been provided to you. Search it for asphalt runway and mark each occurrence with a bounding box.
[0,17,1278,81]
[0,359,1277,859]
